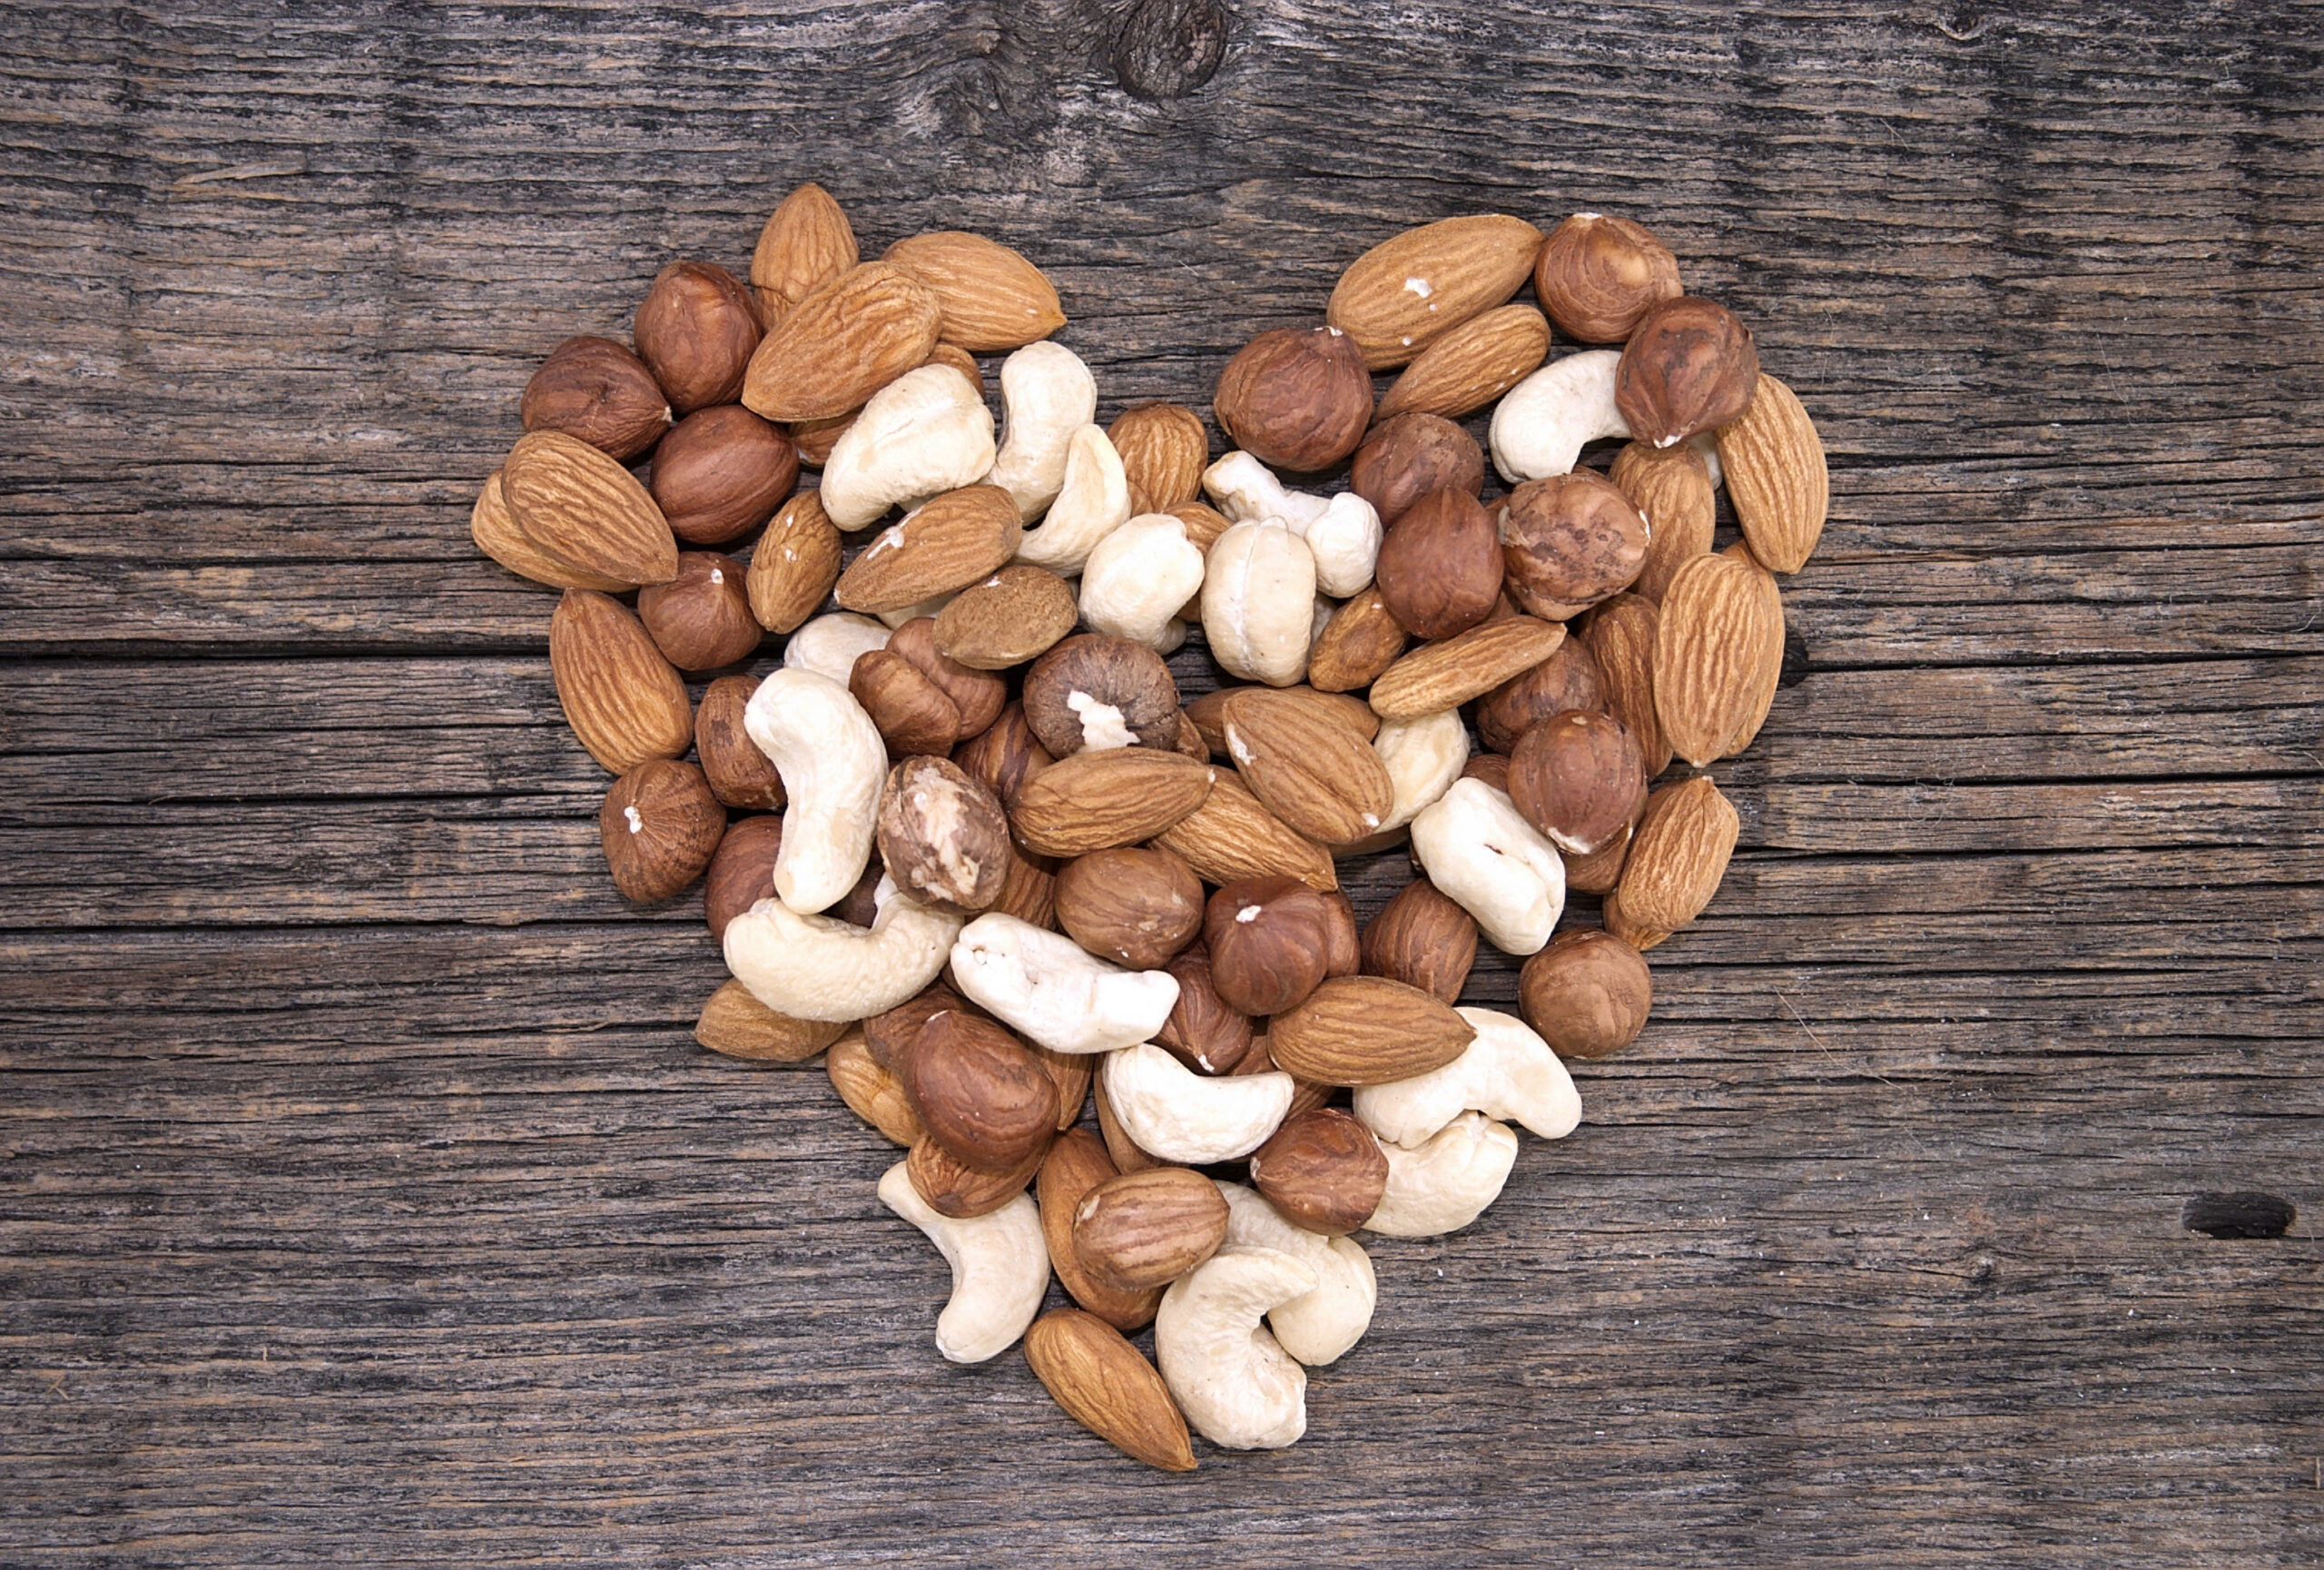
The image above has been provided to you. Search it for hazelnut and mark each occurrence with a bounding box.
[886,617,1005,741]
[875,755,1010,912]
[1247,1107,1389,1236]
[907,1132,1049,1219]
[1308,588,1409,695]
[1475,635,1605,754]
[850,648,960,757]
[1108,400,1210,513]
[703,813,783,940]
[598,759,724,903]
[1021,634,1180,757]
[1349,412,1485,525]
[1460,752,1512,792]
[1213,325,1373,473]
[1054,847,1205,970]
[1518,929,1652,1060]
[952,702,1052,804]
[1071,1167,1230,1293]
[1359,877,1479,1005]
[636,551,761,671]
[901,1011,1057,1172]
[864,982,970,1071]
[694,674,785,811]
[830,857,884,929]
[1320,890,1361,979]
[521,335,671,462]
[1167,500,1236,553]
[1614,296,1760,449]
[1501,469,1650,621]
[633,260,763,414]
[1154,942,1256,1075]
[649,405,798,545]
[1204,876,1336,1017]
[1561,828,1630,895]
[1533,214,1683,343]
[1508,709,1648,856]
[1374,489,1503,640]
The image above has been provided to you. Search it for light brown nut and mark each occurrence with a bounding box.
[1151,772,1337,892]
[1717,373,1827,574]
[599,760,723,903]
[1153,943,1256,1076]
[953,702,1052,805]
[1474,634,1604,755]
[744,491,842,635]
[1327,213,1546,370]
[1267,976,1477,1087]
[1609,439,1714,605]
[704,813,783,939]
[1307,589,1409,694]
[1092,1071,1161,1175]
[1614,296,1760,449]
[1171,709,1211,761]
[1178,688,1241,757]
[1218,689,1396,846]
[1581,591,1669,777]
[1006,747,1215,857]
[1038,1133,1166,1331]
[633,260,763,414]
[787,410,858,469]
[1561,827,1630,895]
[863,982,970,1071]
[825,1033,925,1146]
[1350,412,1486,526]
[1109,401,1210,514]
[886,617,1006,741]
[1320,890,1361,978]
[933,564,1079,671]
[1234,1036,1334,1120]
[637,551,761,671]
[504,429,678,589]
[750,181,859,328]
[1615,775,1740,941]
[1054,847,1205,970]
[1167,500,1235,553]
[906,1132,1050,1219]
[1037,1044,1093,1131]
[520,335,670,463]
[1718,543,1787,755]
[1360,877,1478,1006]
[1460,752,1512,794]
[548,589,693,775]
[901,1010,1058,1172]
[1374,489,1503,641]
[1500,469,1649,622]
[1072,1167,1230,1293]
[1533,214,1683,344]
[924,342,985,400]
[993,842,1060,932]
[877,756,1010,913]
[650,405,799,547]
[1022,634,1181,756]
[742,262,942,423]
[1374,302,1551,422]
[850,649,960,758]
[1508,709,1648,857]
[1023,1308,1196,1472]
[1204,876,1337,1017]
[1368,615,1567,723]
[694,976,846,1063]
[1652,551,1784,769]
[884,231,1066,352]
[1247,1107,1389,1236]
[1519,929,1652,1060]
[469,470,628,591]
[833,483,1021,615]
[1213,326,1374,472]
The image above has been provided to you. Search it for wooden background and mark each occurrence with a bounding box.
[3,1,2319,1563]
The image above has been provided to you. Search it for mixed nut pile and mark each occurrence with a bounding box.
[472,183,1827,1469]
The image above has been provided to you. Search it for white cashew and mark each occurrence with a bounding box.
[1013,425,1131,574]
[1078,513,1206,652]
[1409,776,1567,954]
[1155,1246,1315,1451]
[950,913,1180,1054]
[1100,1043,1295,1164]
[1687,430,1725,489]
[875,591,954,630]
[817,364,998,530]
[782,611,891,686]
[1200,520,1316,687]
[1354,1006,1581,1149]
[1295,492,1383,598]
[988,341,1098,522]
[1310,594,1337,647]
[1374,708,1471,833]
[1361,1111,1520,1238]
[744,667,888,914]
[1216,1182,1376,1367]
[724,876,965,1022]
[1202,450,1329,530]
[1489,349,1630,483]
[875,1160,1047,1364]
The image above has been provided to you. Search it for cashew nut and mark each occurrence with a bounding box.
[1374,708,1471,832]
[950,913,1180,1054]
[818,364,998,530]
[1201,520,1316,687]
[724,876,965,1022]
[1354,1006,1581,1149]
[782,611,891,686]
[1014,425,1131,574]
[1154,1246,1315,1450]
[1202,450,1330,530]
[1687,430,1725,489]
[1361,1111,1520,1238]
[1216,1181,1376,1367]
[875,1160,1048,1364]
[1078,513,1206,652]
[1489,349,1630,483]
[1409,776,1567,954]
[743,667,888,913]
[988,341,1098,521]
[1100,1043,1295,1164]
[1295,492,1384,598]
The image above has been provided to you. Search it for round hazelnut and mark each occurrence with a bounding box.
[901,1011,1058,1171]
[875,755,1010,913]
[598,759,724,903]
[863,982,970,1071]
[636,551,760,671]
[1534,214,1683,343]
[1213,325,1373,473]
[1154,942,1256,1075]
[1247,1107,1389,1236]
[952,702,1052,804]
[633,260,763,414]
[1475,635,1605,754]
[1374,489,1504,640]
[1320,890,1361,979]
[1350,411,1485,525]
[521,335,671,462]
[1518,928,1652,1060]
[1360,877,1479,1005]
[1072,1167,1230,1293]
[704,813,782,940]
[1501,469,1650,621]
[1614,295,1760,449]
[649,405,798,545]
[1054,847,1205,970]
[1460,752,1512,793]
[1508,709,1648,856]
[1020,634,1179,757]
[695,674,785,812]
[1204,876,1336,1017]
[851,649,960,757]
[886,617,1005,742]
[831,857,883,929]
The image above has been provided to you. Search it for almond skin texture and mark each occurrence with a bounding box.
[1351,412,1486,526]
[1508,708,1649,857]
[470,469,628,591]
[1581,592,1671,777]
[1054,847,1204,970]
[1204,876,1337,1017]
[1219,688,1397,846]
[650,405,798,546]
[826,1034,926,1147]
[1154,942,1257,1075]
[1716,372,1828,574]
[1360,877,1479,1005]
[694,977,847,1064]
[637,551,760,671]
[1152,772,1337,892]
[1719,542,1787,756]
[744,491,842,635]
[1616,775,1740,943]
[704,813,783,939]
[1501,469,1650,621]
[1615,295,1760,449]
[1072,1167,1230,1294]
[1023,1308,1195,1472]
[933,564,1079,671]
[599,759,724,903]
[1653,551,1784,769]
[751,183,858,327]
[1214,325,1374,473]
[1375,488,1504,640]
[1519,929,1652,1060]
[877,755,1010,913]
[1534,214,1683,343]
[520,335,671,462]
[884,231,1066,352]
[1108,401,1209,514]
[1038,1134,1166,1332]
[1369,614,1567,722]
[1327,214,1546,370]
[901,1010,1058,1172]
[1006,746,1215,857]
[504,429,679,589]
[1268,976,1478,1087]
[1374,302,1551,421]
[1248,1107,1389,1236]
[1609,439,1715,605]
[1475,635,1604,755]
[742,262,942,422]
[1307,589,1409,695]
[548,589,693,774]
[634,260,763,414]
[835,484,1022,615]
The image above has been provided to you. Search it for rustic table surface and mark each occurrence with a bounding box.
[3,1,2319,1565]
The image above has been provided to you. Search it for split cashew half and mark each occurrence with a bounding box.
[1201,452,1377,597]
[1216,1182,1376,1367]
[1079,513,1206,651]
[744,667,889,914]
[1354,1006,1581,1149]
[724,876,965,1023]
[818,364,998,530]
[781,612,891,686]
[1100,1042,1294,1165]
[1155,1245,1316,1450]
[1201,520,1317,687]
[1013,425,1131,574]
[1361,1111,1520,1239]
[876,1160,1048,1364]
[950,913,1180,1054]
[1489,349,1629,483]
[1374,708,1471,833]
[1409,776,1568,954]
[1202,450,1330,530]
[988,341,1098,521]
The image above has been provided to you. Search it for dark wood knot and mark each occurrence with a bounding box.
[1112,0,1230,101]
[2182,1191,2296,1239]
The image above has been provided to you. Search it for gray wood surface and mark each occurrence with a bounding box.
[2,1,2319,1564]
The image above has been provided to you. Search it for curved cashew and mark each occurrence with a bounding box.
[1014,425,1131,574]
[1155,1246,1315,1450]
[818,364,998,530]
[1296,492,1383,598]
[1490,349,1629,483]
[1202,450,1330,530]
[1409,776,1567,954]
[1079,513,1206,652]
[744,667,888,913]
[1100,1043,1295,1164]
[1216,1182,1376,1367]
[1354,1006,1581,1149]
[1374,708,1470,832]
[724,876,965,1022]
[875,1160,1047,1364]
[1201,520,1316,687]
[988,341,1098,521]
[1361,1111,1520,1238]
[950,913,1180,1054]
[782,611,891,686]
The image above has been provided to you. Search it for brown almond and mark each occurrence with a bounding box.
[1167,500,1235,553]
[1150,771,1337,892]
[1267,976,1477,1087]
[834,484,1022,615]
[1023,1308,1195,1472]
[1037,1044,1093,1131]
[1360,877,1479,1005]
[862,982,968,1071]
[504,430,679,588]
[1609,439,1715,606]
[1247,1107,1389,1236]
[1718,543,1787,755]
[933,564,1080,671]
[547,589,693,774]
[884,231,1066,352]
[1374,302,1551,421]
[788,410,858,469]
[1616,775,1740,939]
[825,1033,925,1146]
[994,841,1060,932]
[742,262,941,423]
[1580,593,1670,776]
[1007,747,1215,857]
[744,490,842,635]
[1653,551,1783,769]
[1071,1167,1229,1293]
[1307,588,1409,694]
[470,469,629,592]
[696,676,785,812]
[953,702,1053,805]
[694,977,845,1063]
[1218,688,1396,846]
[1368,615,1566,722]
[1108,401,1209,514]
[1038,1131,1164,1331]
[750,182,859,327]
[1326,214,1546,370]
[1717,373,1827,574]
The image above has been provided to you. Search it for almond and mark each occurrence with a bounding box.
[1071,1166,1229,1292]
[1609,439,1715,605]
[1150,771,1337,892]
[1037,1131,1164,1331]
[824,1033,925,1146]
[1367,614,1566,722]
[833,484,1022,614]
[1307,588,1408,694]
[1653,551,1782,769]
[1719,542,1787,755]
[547,589,693,774]
[694,978,846,1063]
[1374,302,1551,421]
[884,231,1066,352]
[1716,373,1827,574]
[503,430,679,588]
[742,262,941,422]
[1092,1071,1161,1174]
[1326,214,1546,370]
[743,490,842,635]
[1614,775,1739,944]
[1219,688,1395,845]
[1267,976,1477,1087]
[1580,592,1670,776]
[1023,1308,1196,1472]
[933,564,1079,671]
[469,469,628,591]
[1108,401,1210,514]
[1006,747,1215,857]
[750,181,859,328]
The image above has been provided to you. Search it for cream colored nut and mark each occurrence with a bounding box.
[1155,1245,1315,1450]
[1310,595,1336,647]
[1687,430,1724,490]
[1295,492,1383,598]
[1151,618,1189,657]
[989,341,1098,521]
[1354,1006,1581,1149]
[1101,1043,1295,1165]
[876,1160,1047,1363]
[1361,1111,1520,1238]
[1215,1182,1376,1367]
[1409,776,1567,954]
[724,876,965,1022]
[1202,450,1329,530]
[1489,349,1630,484]
[818,364,998,530]
[1015,425,1133,574]
[1201,520,1316,687]
[1078,513,1206,652]
[950,912,1180,1054]
[783,611,891,686]
[875,591,955,630]
[1374,708,1470,833]
[743,667,888,913]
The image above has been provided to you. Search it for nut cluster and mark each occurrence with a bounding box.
[474,186,1826,1469]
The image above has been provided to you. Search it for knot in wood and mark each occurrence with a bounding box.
[1112,0,1229,101]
